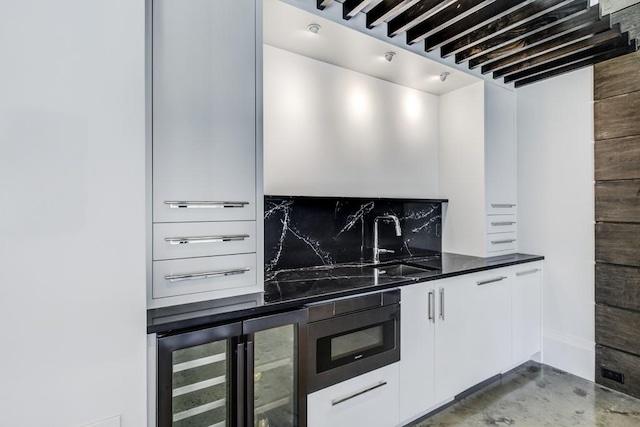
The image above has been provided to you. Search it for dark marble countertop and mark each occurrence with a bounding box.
[147,252,543,335]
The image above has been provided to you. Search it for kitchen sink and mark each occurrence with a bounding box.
[364,262,439,276]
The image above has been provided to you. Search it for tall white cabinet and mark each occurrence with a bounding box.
[439,82,517,257]
[148,0,263,308]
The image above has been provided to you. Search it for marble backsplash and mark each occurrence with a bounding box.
[264,196,445,273]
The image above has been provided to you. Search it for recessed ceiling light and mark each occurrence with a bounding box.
[440,72,450,82]
[384,52,396,62]
[307,23,321,34]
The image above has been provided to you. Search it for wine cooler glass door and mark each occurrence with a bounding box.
[244,309,307,427]
[158,322,243,427]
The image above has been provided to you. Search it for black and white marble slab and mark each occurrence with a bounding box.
[264,195,446,274]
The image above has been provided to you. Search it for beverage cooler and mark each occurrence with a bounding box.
[157,309,307,427]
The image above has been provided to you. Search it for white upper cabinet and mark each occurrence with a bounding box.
[152,0,257,223]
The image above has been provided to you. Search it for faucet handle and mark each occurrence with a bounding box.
[378,249,395,255]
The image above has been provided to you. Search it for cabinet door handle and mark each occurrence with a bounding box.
[331,381,387,406]
[491,221,516,226]
[439,288,445,321]
[236,343,245,427]
[491,239,516,244]
[428,291,434,322]
[477,276,507,286]
[165,268,250,282]
[165,201,249,209]
[491,204,516,208]
[516,268,540,277]
[165,235,250,245]
[246,340,255,426]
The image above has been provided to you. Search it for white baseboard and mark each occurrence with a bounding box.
[542,328,595,381]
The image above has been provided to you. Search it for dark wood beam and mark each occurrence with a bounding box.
[343,0,372,20]
[406,0,495,45]
[468,7,602,69]
[367,0,420,29]
[387,0,456,37]
[505,37,635,84]
[494,28,624,79]
[449,0,588,62]
[424,0,532,52]
[317,0,334,10]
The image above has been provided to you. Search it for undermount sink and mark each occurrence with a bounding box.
[365,262,439,276]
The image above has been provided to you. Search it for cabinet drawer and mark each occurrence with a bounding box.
[307,364,399,427]
[486,215,517,234]
[153,221,256,261]
[487,203,516,216]
[486,232,517,253]
[153,253,257,299]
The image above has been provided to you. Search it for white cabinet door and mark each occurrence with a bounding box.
[434,275,474,404]
[467,270,512,385]
[307,364,400,427]
[485,83,516,211]
[399,283,435,423]
[152,0,257,223]
[512,262,542,364]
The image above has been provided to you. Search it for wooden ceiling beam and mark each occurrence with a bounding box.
[367,0,421,29]
[514,41,637,87]
[468,7,602,69]
[317,0,334,10]
[387,0,456,37]
[449,0,587,61]
[494,27,624,79]
[424,0,532,52]
[405,0,495,45]
[343,0,373,20]
[503,36,633,83]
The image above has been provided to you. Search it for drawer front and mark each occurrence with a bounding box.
[486,232,517,254]
[153,221,256,261]
[486,215,517,234]
[153,253,257,299]
[487,203,516,216]
[307,363,400,427]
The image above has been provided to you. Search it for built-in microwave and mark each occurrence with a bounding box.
[305,289,401,393]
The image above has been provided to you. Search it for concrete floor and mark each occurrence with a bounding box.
[408,362,640,427]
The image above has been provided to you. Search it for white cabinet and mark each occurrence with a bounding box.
[400,263,540,425]
[149,0,263,307]
[307,363,400,427]
[434,275,476,404]
[399,283,435,422]
[467,270,512,386]
[440,82,517,257]
[512,262,542,364]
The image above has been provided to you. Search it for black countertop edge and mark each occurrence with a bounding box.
[147,252,543,336]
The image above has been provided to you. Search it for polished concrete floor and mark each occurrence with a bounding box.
[408,362,640,427]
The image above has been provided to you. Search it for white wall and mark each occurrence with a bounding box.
[0,1,146,426]
[264,45,440,198]
[517,67,595,380]
[439,82,486,257]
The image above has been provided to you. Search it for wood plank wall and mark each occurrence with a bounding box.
[594,50,640,398]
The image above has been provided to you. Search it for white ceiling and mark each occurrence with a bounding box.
[263,0,482,96]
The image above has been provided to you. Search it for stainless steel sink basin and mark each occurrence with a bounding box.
[364,262,439,276]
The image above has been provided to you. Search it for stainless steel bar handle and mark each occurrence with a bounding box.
[165,201,249,209]
[428,291,434,322]
[516,268,541,277]
[439,288,445,321]
[491,221,516,226]
[331,381,387,406]
[165,234,250,245]
[477,276,507,286]
[491,239,517,244]
[236,343,245,427]
[491,203,516,208]
[165,268,250,282]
